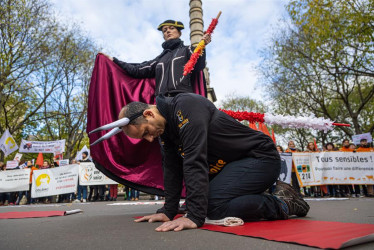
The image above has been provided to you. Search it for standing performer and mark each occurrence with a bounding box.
[102,20,211,97]
[93,93,310,231]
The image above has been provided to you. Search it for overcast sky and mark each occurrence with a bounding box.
[50,0,288,104]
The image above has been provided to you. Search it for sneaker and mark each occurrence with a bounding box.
[73,199,81,203]
[273,181,303,200]
[274,181,310,217]
[82,199,87,203]
[281,198,310,217]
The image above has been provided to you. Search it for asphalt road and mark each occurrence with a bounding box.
[0,198,373,250]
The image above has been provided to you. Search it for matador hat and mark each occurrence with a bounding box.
[157,20,184,31]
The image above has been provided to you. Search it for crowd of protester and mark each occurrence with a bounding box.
[276,138,374,198]
[1,138,373,206]
[0,151,141,206]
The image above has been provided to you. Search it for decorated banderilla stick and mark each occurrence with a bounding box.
[183,11,222,76]
[219,109,351,132]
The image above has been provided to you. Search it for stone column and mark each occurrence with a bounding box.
[189,0,217,102]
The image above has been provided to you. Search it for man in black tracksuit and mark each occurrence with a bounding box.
[120,93,310,231]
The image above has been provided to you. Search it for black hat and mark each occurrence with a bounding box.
[157,20,184,31]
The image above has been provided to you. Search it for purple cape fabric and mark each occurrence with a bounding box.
[87,54,206,195]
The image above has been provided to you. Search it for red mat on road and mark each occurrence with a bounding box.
[200,219,374,249]
[0,209,82,219]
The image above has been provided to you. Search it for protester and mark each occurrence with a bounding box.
[124,186,131,201]
[109,93,310,231]
[355,139,374,197]
[340,139,353,152]
[74,152,90,203]
[15,160,37,205]
[131,188,139,201]
[306,142,317,152]
[109,184,118,201]
[338,139,360,197]
[304,142,321,197]
[276,145,284,153]
[39,161,53,203]
[356,138,374,152]
[285,140,302,195]
[0,162,11,206]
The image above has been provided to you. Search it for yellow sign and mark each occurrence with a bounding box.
[36,174,51,187]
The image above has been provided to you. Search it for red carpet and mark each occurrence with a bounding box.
[200,219,374,249]
[0,209,82,219]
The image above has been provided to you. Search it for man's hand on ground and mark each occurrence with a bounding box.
[155,217,197,232]
[134,213,170,223]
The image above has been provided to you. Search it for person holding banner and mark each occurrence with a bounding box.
[304,142,321,197]
[356,139,374,197]
[74,152,90,203]
[340,139,354,152]
[356,138,374,152]
[285,141,302,196]
[0,162,11,206]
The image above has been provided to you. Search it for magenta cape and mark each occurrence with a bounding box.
[87,54,206,195]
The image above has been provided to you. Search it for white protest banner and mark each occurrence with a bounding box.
[31,164,78,198]
[279,153,292,184]
[79,162,118,185]
[19,139,65,153]
[352,133,372,145]
[0,129,19,156]
[293,152,374,187]
[0,169,30,192]
[6,160,19,169]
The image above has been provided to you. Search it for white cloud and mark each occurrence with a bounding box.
[50,0,288,103]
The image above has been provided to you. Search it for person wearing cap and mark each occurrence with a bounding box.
[109,93,310,231]
[101,19,211,97]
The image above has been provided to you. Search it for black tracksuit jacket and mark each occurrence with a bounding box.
[156,93,280,227]
[113,39,206,96]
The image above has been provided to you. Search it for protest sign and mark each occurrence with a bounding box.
[0,129,19,156]
[59,159,70,166]
[31,164,78,198]
[279,153,292,184]
[6,160,19,169]
[352,133,373,145]
[0,169,30,192]
[293,152,374,186]
[19,139,65,153]
[79,162,117,185]
[14,153,23,161]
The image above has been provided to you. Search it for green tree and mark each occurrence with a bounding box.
[0,0,98,161]
[38,27,98,160]
[0,0,62,161]
[259,0,374,146]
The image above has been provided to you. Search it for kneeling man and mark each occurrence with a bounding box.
[119,93,309,231]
